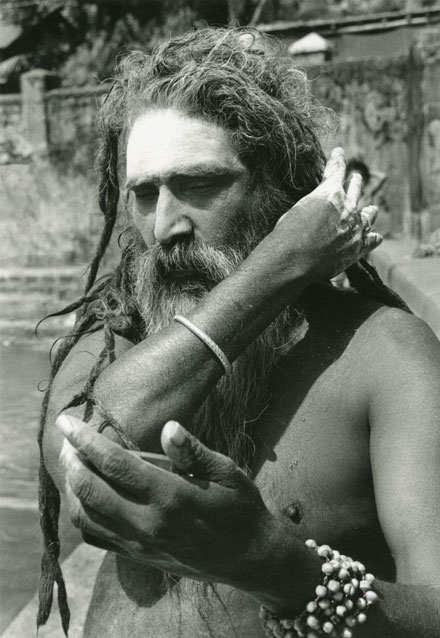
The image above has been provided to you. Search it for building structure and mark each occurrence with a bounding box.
[260,7,440,240]
[259,6,440,61]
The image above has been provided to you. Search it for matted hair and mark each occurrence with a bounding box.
[36,26,410,635]
[102,27,330,219]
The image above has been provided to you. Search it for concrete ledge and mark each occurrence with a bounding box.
[369,239,440,339]
[2,544,104,638]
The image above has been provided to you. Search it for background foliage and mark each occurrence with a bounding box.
[0,0,438,267]
[1,0,439,85]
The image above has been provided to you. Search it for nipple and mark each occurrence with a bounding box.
[283,501,303,524]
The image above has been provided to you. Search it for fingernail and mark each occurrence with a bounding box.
[57,414,75,436]
[167,421,187,447]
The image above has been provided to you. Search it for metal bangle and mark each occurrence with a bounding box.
[173,315,232,376]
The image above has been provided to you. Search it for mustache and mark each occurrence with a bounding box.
[142,239,246,285]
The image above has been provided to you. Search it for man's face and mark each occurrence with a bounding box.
[126,108,252,250]
[124,110,301,469]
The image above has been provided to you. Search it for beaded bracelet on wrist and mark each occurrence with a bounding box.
[260,539,378,638]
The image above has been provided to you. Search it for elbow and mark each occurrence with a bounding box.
[92,368,112,411]
[41,414,67,493]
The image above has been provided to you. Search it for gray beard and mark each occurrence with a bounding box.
[130,237,305,472]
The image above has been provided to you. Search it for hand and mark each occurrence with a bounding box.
[58,414,274,588]
[252,147,381,287]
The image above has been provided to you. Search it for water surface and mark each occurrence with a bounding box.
[0,342,80,632]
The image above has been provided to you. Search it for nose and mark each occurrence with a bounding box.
[154,186,194,245]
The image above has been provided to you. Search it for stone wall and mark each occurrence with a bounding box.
[309,55,410,236]
[0,73,108,268]
[46,85,108,173]
[414,29,440,236]
[1,29,440,268]
[0,94,22,136]
[0,93,30,163]
[0,72,108,172]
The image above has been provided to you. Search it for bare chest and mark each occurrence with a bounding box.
[252,363,393,577]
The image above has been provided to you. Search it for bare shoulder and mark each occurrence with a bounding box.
[353,301,440,385]
[300,283,440,413]
[359,301,439,353]
[357,306,440,586]
[304,282,440,365]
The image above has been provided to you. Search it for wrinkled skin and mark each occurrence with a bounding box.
[43,123,440,638]
[60,417,277,591]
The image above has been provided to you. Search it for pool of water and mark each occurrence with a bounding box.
[0,342,80,632]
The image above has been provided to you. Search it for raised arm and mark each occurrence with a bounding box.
[91,150,379,435]
[44,149,379,485]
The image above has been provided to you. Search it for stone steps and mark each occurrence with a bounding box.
[0,268,85,339]
[0,267,86,295]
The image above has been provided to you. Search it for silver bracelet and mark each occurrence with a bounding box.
[260,539,378,638]
[173,315,232,376]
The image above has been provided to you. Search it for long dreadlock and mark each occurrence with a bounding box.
[36,26,410,636]
[36,120,132,634]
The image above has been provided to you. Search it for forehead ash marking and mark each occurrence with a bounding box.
[125,108,247,179]
[125,162,246,189]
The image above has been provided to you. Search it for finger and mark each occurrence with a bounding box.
[322,147,346,183]
[64,439,137,518]
[343,172,363,218]
[64,441,168,542]
[57,414,163,495]
[82,532,119,553]
[65,477,124,544]
[361,232,383,254]
[161,421,243,488]
[360,205,378,232]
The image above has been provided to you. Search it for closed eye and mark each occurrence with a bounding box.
[133,185,158,200]
[177,175,233,195]
[184,181,216,193]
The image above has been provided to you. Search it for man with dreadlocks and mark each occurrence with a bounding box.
[38,27,440,638]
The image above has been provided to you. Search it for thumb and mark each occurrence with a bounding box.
[161,421,241,488]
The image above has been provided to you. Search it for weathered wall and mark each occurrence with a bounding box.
[46,85,108,173]
[310,55,410,236]
[0,93,31,164]
[0,75,108,268]
[415,29,440,235]
[0,73,108,172]
[1,31,440,267]
[0,94,22,136]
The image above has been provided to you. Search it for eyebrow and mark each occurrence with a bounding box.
[125,163,245,189]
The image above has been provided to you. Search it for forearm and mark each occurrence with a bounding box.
[93,253,307,451]
[355,580,439,638]
[243,518,439,638]
[85,153,380,450]
[263,577,439,638]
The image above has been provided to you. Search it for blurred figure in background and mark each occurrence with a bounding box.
[344,157,387,207]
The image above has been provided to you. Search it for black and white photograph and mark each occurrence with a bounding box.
[1,1,440,637]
